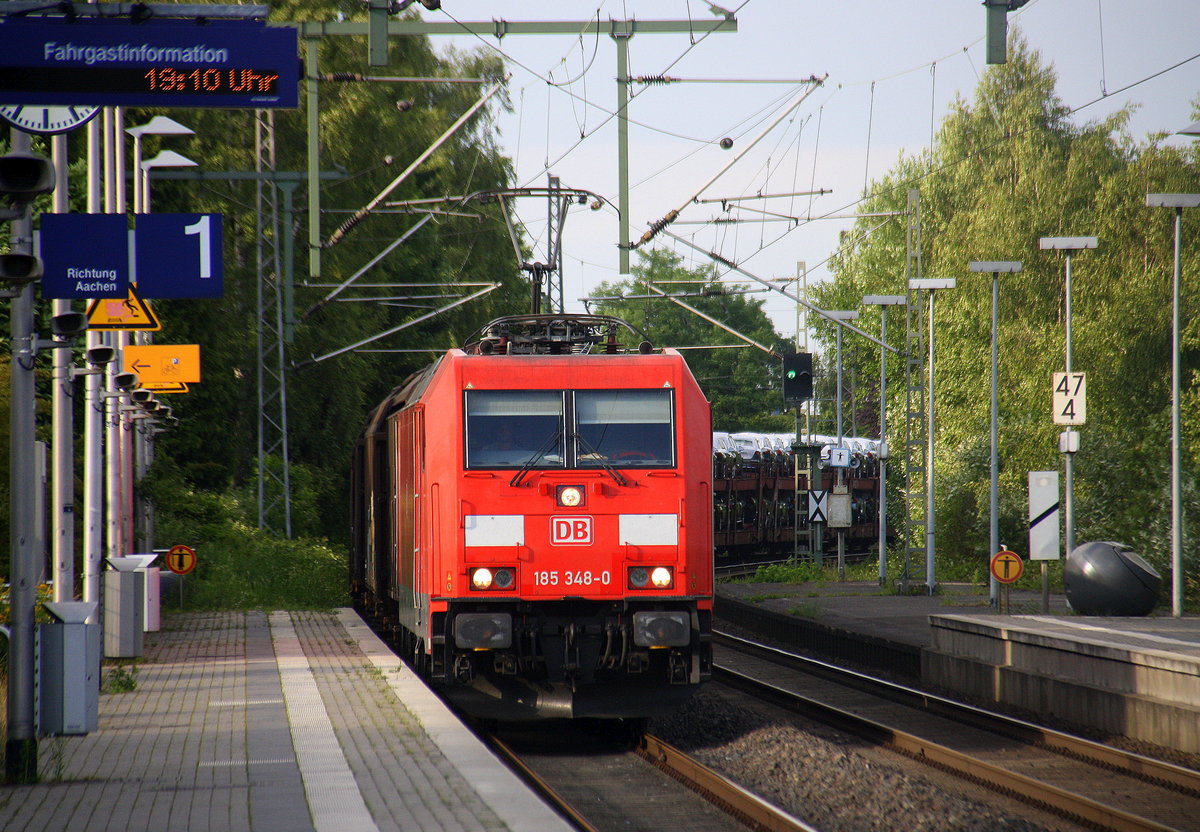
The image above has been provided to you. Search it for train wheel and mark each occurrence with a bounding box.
[412,638,428,678]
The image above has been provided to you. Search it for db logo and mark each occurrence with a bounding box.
[550,516,593,545]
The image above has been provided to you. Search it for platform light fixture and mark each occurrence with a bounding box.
[140,150,197,212]
[908,278,956,594]
[126,116,194,214]
[862,295,905,586]
[1038,237,1097,564]
[968,261,1021,605]
[1146,193,1200,617]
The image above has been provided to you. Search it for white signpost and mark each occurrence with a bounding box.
[1028,471,1060,561]
[1028,470,1061,614]
[1052,372,1086,425]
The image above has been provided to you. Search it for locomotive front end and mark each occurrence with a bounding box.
[429,317,714,719]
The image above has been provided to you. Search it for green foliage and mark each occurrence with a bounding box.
[591,248,793,430]
[101,662,139,693]
[125,0,526,545]
[747,559,825,584]
[142,466,347,609]
[811,35,1200,603]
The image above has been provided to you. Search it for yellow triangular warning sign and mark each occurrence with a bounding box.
[86,285,161,331]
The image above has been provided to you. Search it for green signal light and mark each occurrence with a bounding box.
[786,370,797,379]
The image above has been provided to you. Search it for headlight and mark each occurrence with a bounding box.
[556,484,585,507]
[454,613,512,649]
[633,611,690,647]
[628,566,673,590]
[471,566,516,591]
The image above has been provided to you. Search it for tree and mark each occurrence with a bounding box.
[139,2,526,540]
[812,34,1200,586]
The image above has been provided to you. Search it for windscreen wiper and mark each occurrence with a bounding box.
[573,432,630,487]
[510,428,563,488]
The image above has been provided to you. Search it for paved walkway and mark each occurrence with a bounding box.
[0,609,572,832]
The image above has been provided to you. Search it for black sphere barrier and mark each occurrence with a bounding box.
[1063,541,1162,616]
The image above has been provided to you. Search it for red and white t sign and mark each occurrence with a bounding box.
[551,516,593,545]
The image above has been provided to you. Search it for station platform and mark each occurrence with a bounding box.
[715,580,1200,755]
[0,609,573,832]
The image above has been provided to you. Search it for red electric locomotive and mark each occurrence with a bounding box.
[350,315,713,720]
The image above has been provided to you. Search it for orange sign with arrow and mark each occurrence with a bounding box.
[123,344,201,385]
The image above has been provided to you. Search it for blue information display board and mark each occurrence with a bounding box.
[0,18,298,109]
[135,213,224,299]
[37,213,223,300]
[39,213,130,299]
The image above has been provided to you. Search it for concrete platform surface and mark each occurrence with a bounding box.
[0,609,572,832]
[716,580,1074,649]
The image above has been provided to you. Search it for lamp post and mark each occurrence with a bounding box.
[140,150,197,212]
[1038,237,1098,563]
[909,278,956,594]
[126,116,193,214]
[1146,193,1199,618]
[131,149,195,553]
[968,261,1021,605]
[863,294,905,586]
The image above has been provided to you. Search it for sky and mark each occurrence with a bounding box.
[410,1,1200,337]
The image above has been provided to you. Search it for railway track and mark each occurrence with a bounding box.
[481,720,818,832]
[714,630,1200,832]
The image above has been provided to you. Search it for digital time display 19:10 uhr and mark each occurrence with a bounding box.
[0,66,282,97]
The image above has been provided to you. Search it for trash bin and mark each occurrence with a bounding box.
[126,555,161,632]
[40,602,100,735]
[104,557,145,658]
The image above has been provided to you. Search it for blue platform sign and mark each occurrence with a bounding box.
[135,214,224,299]
[0,18,298,109]
[39,213,130,299]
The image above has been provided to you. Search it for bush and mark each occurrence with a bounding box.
[141,466,348,610]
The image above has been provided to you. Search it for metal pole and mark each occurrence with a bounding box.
[84,114,104,618]
[1171,207,1183,617]
[615,29,631,273]
[51,135,75,603]
[836,324,845,579]
[6,126,40,782]
[989,271,999,605]
[926,289,937,594]
[878,308,888,585]
[105,109,126,561]
[1064,252,1075,560]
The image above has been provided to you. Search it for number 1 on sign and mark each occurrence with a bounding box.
[184,215,212,279]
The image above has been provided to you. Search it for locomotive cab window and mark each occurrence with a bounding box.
[465,388,675,470]
[575,390,674,468]
[466,391,565,468]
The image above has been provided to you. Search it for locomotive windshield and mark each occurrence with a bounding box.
[465,389,674,469]
[575,390,673,467]
[465,390,565,467]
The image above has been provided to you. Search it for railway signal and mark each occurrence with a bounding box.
[782,352,813,402]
